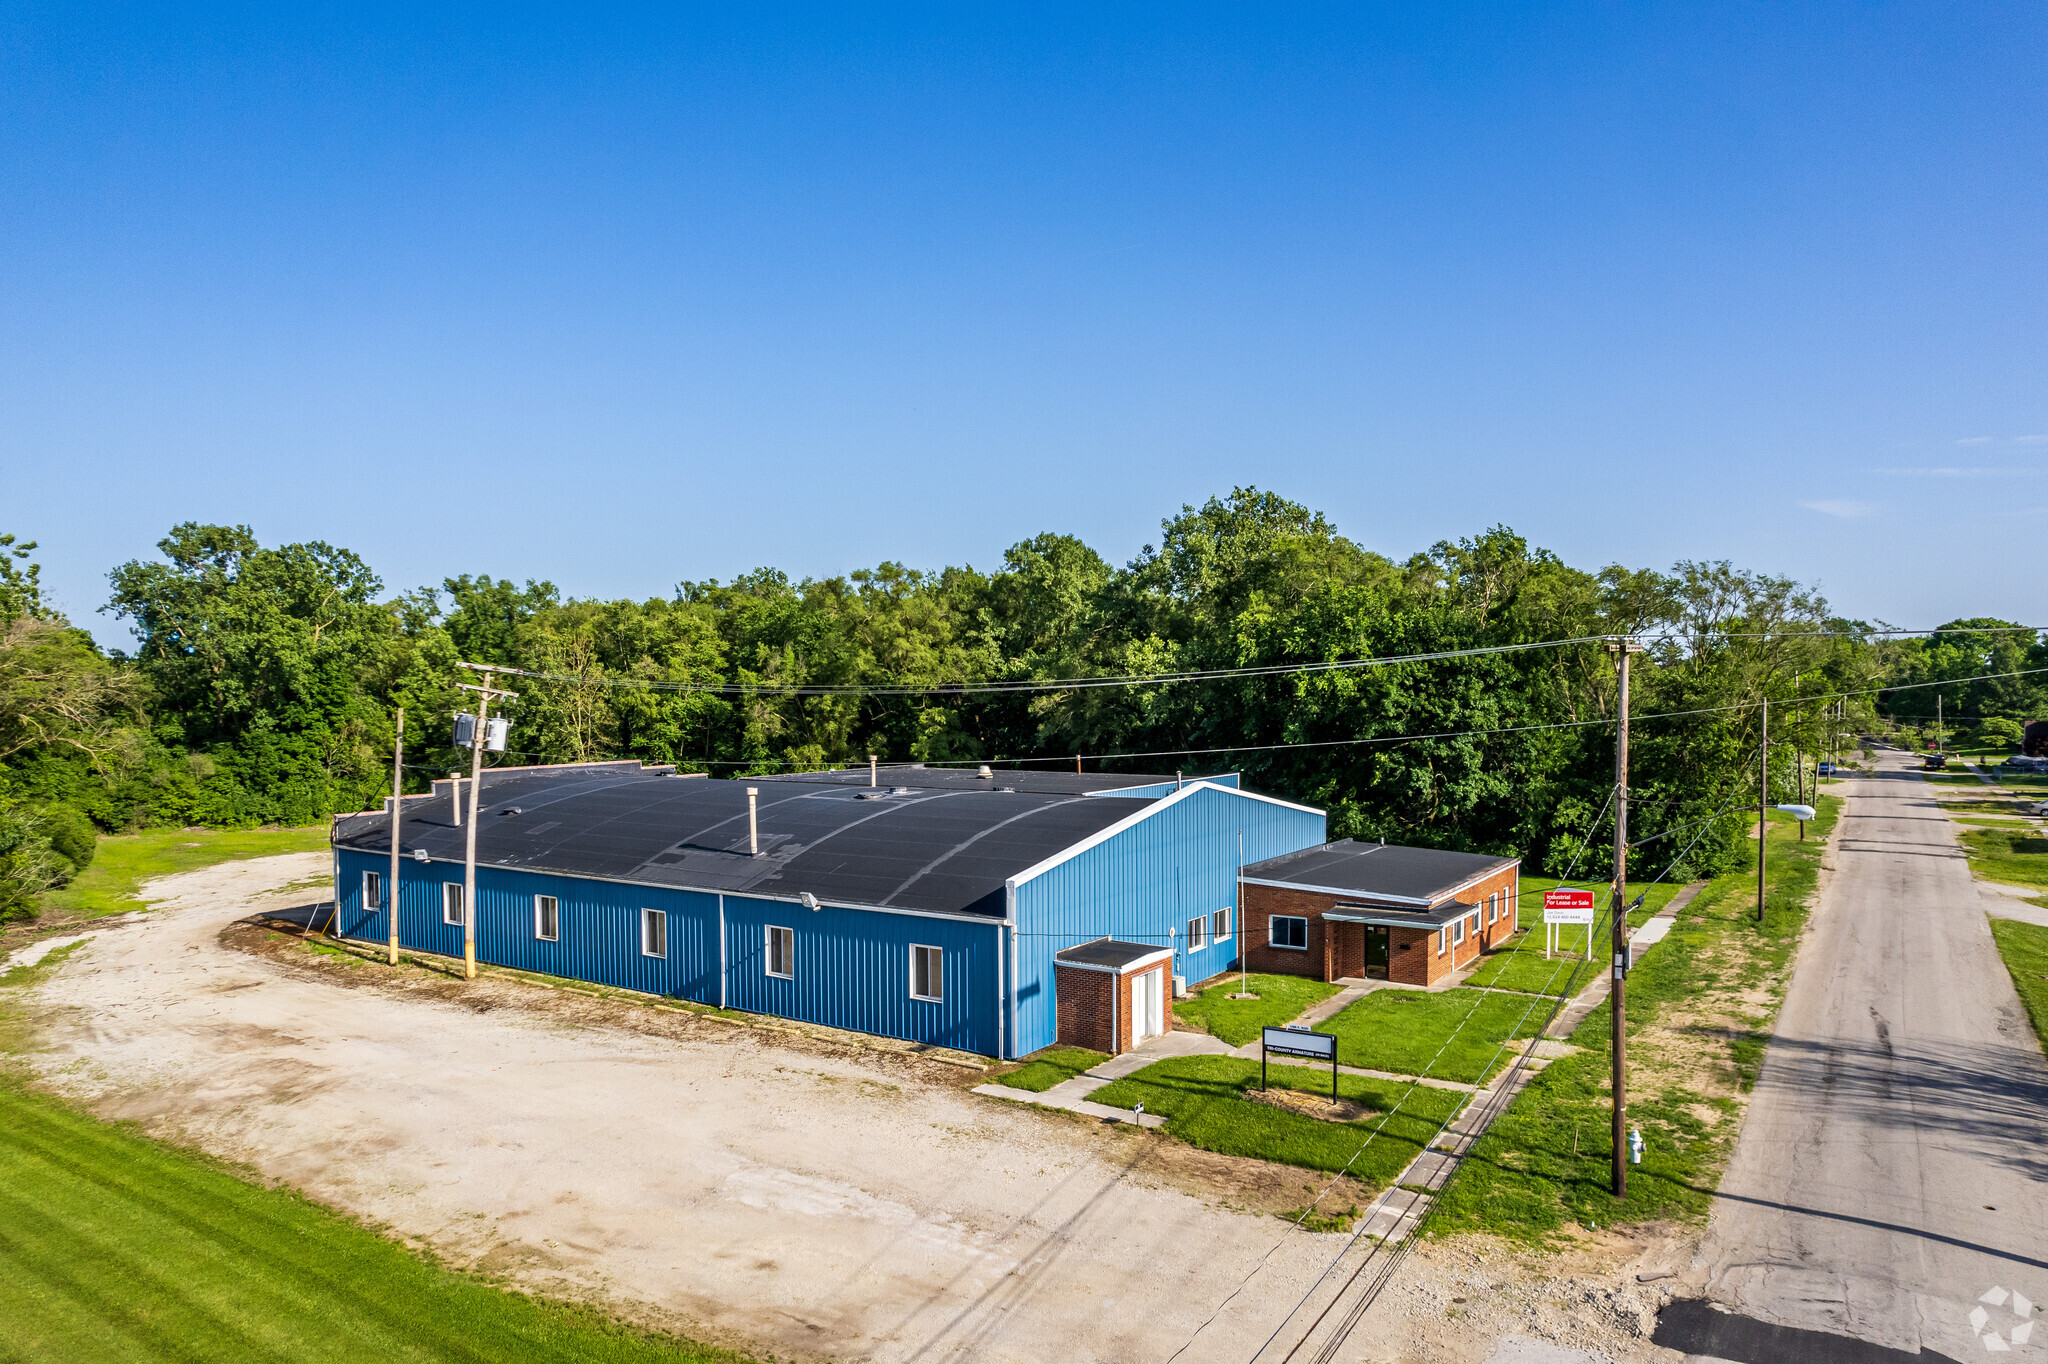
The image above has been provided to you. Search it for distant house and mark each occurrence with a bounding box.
[1238,840,1520,986]
[329,761,1323,1059]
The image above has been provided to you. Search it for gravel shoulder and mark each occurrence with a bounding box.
[17,851,1690,1363]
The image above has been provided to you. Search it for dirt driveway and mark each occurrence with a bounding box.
[19,853,1679,1363]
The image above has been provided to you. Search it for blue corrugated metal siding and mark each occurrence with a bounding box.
[1010,785,1324,1056]
[723,894,999,1055]
[333,850,1002,1055]
[334,850,721,1000]
[1083,772,1240,800]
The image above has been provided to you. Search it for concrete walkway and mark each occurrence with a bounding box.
[1543,880,1705,1040]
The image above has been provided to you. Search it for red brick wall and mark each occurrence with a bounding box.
[1388,926,1434,985]
[1054,962,1173,1056]
[1055,965,1116,1052]
[1241,884,1351,980]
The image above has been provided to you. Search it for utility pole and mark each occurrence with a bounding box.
[1757,696,1769,924]
[388,707,404,966]
[456,664,518,982]
[1607,636,1643,1200]
[1937,693,1944,754]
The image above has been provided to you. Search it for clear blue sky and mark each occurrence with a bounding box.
[4,5,2044,644]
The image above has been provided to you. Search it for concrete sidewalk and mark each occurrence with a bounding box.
[1543,880,1705,1040]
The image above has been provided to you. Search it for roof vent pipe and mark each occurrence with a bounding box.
[977,765,994,779]
[868,754,877,787]
[747,787,759,856]
[1176,770,1183,791]
[449,773,464,826]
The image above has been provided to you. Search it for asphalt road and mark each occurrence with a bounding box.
[1690,751,2048,1358]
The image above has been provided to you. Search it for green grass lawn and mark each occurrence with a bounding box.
[994,1046,1103,1092]
[1172,973,1339,1045]
[1319,987,1551,1084]
[1088,1055,1465,1183]
[1430,796,1841,1244]
[37,825,332,921]
[0,1075,745,1363]
[1955,826,2048,892]
[1466,877,1680,997]
[1990,919,2048,1056]
[1,863,744,1362]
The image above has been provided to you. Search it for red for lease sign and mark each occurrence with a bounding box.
[1542,889,1596,923]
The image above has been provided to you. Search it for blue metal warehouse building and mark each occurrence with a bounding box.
[330,762,1325,1059]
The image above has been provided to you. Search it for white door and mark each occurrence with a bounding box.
[1134,969,1162,1041]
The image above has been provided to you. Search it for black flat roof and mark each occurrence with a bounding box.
[1244,839,1518,905]
[334,765,1152,920]
[1055,939,1170,971]
[757,766,1220,796]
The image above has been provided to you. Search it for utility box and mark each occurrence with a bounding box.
[485,717,510,752]
[453,713,476,748]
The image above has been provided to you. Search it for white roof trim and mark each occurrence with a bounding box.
[1054,947,1174,975]
[1004,781,1325,891]
[1240,876,1432,905]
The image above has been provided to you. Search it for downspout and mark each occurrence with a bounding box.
[995,920,1006,1062]
[717,894,728,1010]
[1005,879,1019,1060]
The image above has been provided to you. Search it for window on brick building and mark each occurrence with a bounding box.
[1438,928,1446,955]
[1451,917,1464,945]
[1270,915,1307,950]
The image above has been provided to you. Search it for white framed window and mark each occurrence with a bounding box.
[1487,893,1496,924]
[641,907,667,958]
[1214,907,1232,942]
[442,882,464,927]
[910,944,943,1001]
[534,894,559,942]
[1452,917,1466,945]
[1438,927,1448,955]
[1469,912,1480,940]
[1269,915,1308,950]
[766,925,794,978]
[363,870,383,912]
[1185,916,1208,951]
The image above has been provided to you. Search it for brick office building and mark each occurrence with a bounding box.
[1237,840,1520,986]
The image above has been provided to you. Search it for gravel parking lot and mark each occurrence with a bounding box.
[18,852,1683,1363]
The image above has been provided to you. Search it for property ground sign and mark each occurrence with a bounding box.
[1261,1025,1339,1099]
[1542,888,1596,924]
[1542,888,1597,962]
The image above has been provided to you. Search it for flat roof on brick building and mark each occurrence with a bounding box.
[1242,839,1517,906]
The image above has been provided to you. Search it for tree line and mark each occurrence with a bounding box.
[3,489,2038,920]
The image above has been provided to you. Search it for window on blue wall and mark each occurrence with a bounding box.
[363,871,383,911]
[1214,907,1232,942]
[766,925,794,978]
[1185,916,1208,951]
[535,895,559,942]
[442,883,464,927]
[1270,915,1307,950]
[910,944,942,1001]
[642,908,667,958]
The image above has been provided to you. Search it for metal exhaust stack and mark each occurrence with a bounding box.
[747,787,759,856]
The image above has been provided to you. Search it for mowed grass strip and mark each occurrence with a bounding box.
[994,1046,1104,1092]
[36,825,332,921]
[1466,879,1681,997]
[0,1075,745,1363]
[1088,1056,1465,1182]
[1431,798,1840,1244]
[1172,973,1339,1045]
[1990,918,2048,1055]
[1319,987,1550,1085]
[1956,825,2048,893]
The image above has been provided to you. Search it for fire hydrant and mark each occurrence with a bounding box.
[1628,1126,1645,1165]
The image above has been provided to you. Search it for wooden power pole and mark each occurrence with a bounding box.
[1757,696,1769,923]
[1608,636,1643,1199]
[388,707,404,966]
[456,665,518,981]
